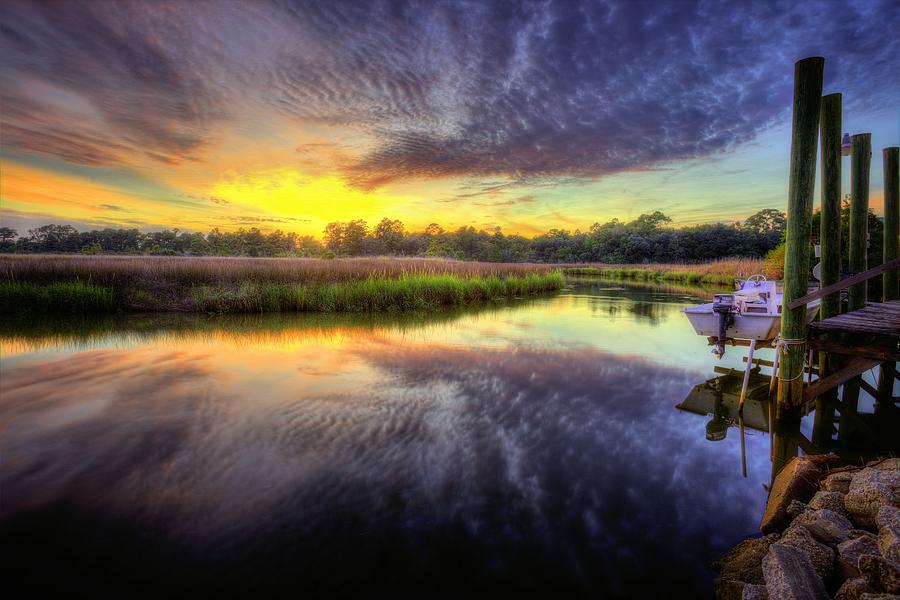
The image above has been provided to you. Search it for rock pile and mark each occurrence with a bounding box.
[715,457,900,600]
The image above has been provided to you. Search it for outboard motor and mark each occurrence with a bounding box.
[711,294,736,358]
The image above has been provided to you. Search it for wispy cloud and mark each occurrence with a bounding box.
[1,0,898,196]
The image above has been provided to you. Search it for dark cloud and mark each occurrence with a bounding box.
[1,0,897,186]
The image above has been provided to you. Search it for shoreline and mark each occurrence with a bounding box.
[714,456,900,599]
[1,272,564,314]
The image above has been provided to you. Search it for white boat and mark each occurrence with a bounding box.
[682,274,820,357]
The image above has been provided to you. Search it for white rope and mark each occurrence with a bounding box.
[772,336,810,382]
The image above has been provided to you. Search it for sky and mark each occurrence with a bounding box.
[1,0,898,238]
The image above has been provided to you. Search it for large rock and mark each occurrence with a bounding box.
[795,508,856,545]
[835,577,869,600]
[877,506,900,531]
[868,458,900,471]
[714,578,747,600]
[859,554,900,594]
[838,533,881,579]
[823,471,856,494]
[762,455,840,534]
[715,534,781,586]
[763,543,829,600]
[860,593,900,599]
[879,525,900,566]
[810,490,851,520]
[845,468,900,529]
[780,524,835,579]
[741,583,769,600]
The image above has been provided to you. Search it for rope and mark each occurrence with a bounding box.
[773,336,810,382]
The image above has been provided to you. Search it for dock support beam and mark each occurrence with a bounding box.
[876,146,899,414]
[812,93,842,449]
[841,133,872,436]
[774,57,824,477]
[848,133,872,311]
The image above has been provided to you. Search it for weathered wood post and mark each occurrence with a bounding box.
[841,133,872,428]
[876,146,899,413]
[812,93,842,448]
[882,147,900,301]
[848,133,872,311]
[774,57,824,476]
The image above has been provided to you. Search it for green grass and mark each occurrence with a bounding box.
[0,280,115,314]
[191,273,564,313]
[1,272,563,314]
[563,266,736,285]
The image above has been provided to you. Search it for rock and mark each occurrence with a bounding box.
[860,554,900,594]
[824,471,856,494]
[836,577,870,600]
[741,583,769,600]
[860,594,900,599]
[715,534,780,586]
[762,454,840,534]
[846,468,900,529]
[878,526,900,567]
[715,578,747,600]
[868,458,900,471]
[810,490,851,519]
[780,524,835,578]
[795,508,856,545]
[838,533,881,578]
[763,543,830,600]
[877,506,900,531]
[788,500,809,520]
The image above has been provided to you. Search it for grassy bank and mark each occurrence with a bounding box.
[0,256,562,314]
[562,258,767,286]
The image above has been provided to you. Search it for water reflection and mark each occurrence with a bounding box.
[0,280,771,598]
[677,372,772,441]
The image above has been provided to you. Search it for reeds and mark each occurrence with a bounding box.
[561,258,767,285]
[0,255,562,314]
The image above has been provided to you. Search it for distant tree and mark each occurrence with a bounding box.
[342,220,369,255]
[374,218,405,254]
[743,208,786,234]
[628,211,672,233]
[323,222,344,253]
[0,227,16,252]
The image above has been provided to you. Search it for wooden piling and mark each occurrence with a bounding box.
[883,147,899,302]
[876,146,899,413]
[848,133,872,311]
[812,93,842,448]
[842,133,872,430]
[774,57,824,475]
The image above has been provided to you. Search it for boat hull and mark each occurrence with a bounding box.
[682,301,820,341]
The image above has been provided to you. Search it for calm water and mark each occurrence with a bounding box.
[1,279,777,598]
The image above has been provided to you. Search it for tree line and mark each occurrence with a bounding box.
[0,208,788,263]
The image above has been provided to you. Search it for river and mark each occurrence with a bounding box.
[1,278,779,598]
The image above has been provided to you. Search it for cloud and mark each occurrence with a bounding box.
[1,0,898,189]
[472,195,539,207]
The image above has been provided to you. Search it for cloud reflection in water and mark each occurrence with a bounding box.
[0,325,771,597]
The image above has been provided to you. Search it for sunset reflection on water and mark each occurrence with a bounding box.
[1,280,774,598]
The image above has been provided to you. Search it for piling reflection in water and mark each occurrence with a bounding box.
[676,372,772,441]
[1,280,774,598]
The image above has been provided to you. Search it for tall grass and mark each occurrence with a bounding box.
[0,256,562,314]
[0,281,115,314]
[561,258,768,285]
[0,255,555,285]
[190,273,563,313]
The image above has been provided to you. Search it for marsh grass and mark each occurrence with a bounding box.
[0,281,115,314]
[0,255,562,314]
[562,258,767,285]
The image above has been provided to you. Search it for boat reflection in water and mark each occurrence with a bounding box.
[677,371,772,441]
